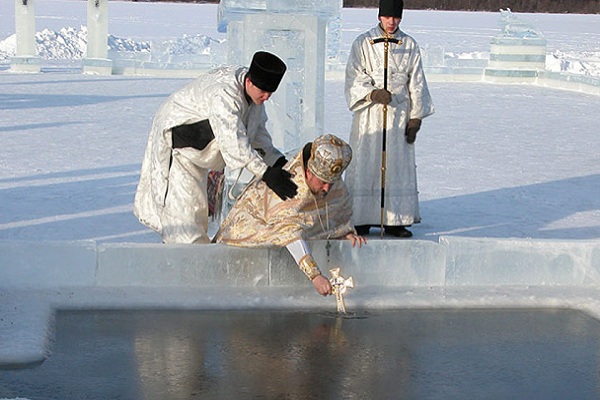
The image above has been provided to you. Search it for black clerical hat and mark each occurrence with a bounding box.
[248,51,286,93]
[379,0,404,18]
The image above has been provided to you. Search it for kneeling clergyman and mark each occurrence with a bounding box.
[214,134,366,296]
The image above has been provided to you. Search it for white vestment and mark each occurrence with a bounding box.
[134,66,283,243]
[345,25,434,227]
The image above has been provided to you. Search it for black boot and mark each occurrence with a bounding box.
[384,226,413,238]
[355,225,370,235]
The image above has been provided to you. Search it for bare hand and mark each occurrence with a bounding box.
[346,232,367,247]
[312,275,332,296]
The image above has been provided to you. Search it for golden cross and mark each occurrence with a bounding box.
[329,267,354,314]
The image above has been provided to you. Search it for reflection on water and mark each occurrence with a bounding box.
[1,309,600,399]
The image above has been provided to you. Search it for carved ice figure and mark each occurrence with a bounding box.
[499,8,543,39]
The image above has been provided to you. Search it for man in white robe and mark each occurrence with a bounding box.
[214,134,366,296]
[134,51,297,244]
[345,0,434,238]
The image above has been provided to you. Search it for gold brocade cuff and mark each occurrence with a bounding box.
[298,254,321,281]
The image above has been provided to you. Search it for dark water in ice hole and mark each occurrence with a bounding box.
[1,308,600,400]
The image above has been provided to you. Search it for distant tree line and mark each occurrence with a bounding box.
[346,0,599,14]
[124,0,600,14]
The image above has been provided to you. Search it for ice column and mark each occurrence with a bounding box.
[232,14,326,152]
[214,1,333,227]
[83,0,112,75]
[265,0,343,61]
[218,14,326,220]
[11,0,40,72]
[218,0,342,60]
[220,1,338,152]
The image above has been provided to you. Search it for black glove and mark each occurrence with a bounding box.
[405,118,421,144]
[262,166,298,200]
[273,156,288,169]
[370,89,392,105]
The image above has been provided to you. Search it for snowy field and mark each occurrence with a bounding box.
[0,1,599,243]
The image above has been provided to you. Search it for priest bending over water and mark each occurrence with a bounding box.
[214,134,366,296]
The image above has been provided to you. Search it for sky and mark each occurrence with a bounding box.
[0,2,600,396]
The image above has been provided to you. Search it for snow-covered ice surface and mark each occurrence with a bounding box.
[1,75,599,242]
[1,2,600,393]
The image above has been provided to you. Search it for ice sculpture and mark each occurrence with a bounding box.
[499,8,544,39]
